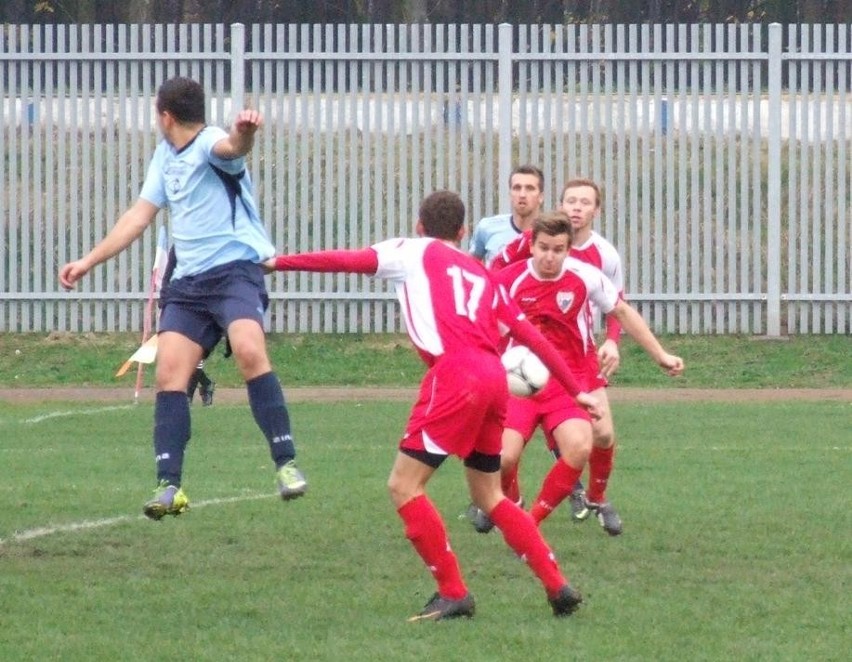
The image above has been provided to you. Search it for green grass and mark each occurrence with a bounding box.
[1,332,850,389]
[0,399,849,660]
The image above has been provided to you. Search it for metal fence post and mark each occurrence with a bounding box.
[498,23,513,212]
[766,23,782,336]
[230,23,245,114]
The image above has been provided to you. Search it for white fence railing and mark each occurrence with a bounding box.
[1,22,850,335]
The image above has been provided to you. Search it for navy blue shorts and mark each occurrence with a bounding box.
[158,260,269,354]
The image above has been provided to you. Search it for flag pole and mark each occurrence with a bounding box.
[133,227,168,403]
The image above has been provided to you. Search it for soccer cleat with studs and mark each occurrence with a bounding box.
[549,585,583,617]
[143,480,189,521]
[568,487,590,521]
[199,380,215,407]
[407,592,475,622]
[276,460,307,500]
[465,503,495,534]
[588,501,623,536]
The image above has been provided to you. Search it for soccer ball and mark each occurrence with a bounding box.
[501,345,550,397]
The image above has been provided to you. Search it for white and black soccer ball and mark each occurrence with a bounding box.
[501,345,550,397]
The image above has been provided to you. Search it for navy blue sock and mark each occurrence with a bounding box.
[247,372,296,467]
[153,391,191,486]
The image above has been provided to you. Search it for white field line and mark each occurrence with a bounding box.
[23,405,136,424]
[0,493,274,546]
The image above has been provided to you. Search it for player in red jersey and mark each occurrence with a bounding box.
[559,179,627,529]
[469,210,683,532]
[489,179,633,533]
[266,191,600,620]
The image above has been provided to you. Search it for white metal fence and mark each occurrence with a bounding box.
[1,22,850,335]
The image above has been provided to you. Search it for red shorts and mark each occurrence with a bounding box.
[504,377,591,452]
[400,351,507,459]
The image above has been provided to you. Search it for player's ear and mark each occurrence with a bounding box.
[415,220,425,237]
[455,226,466,242]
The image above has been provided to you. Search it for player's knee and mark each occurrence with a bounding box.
[593,427,614,448]
[387,477,418,509]
[500,450,521,470]
[231,344,270,377]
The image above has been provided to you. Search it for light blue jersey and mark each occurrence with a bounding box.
[468,213,521,265]
[139,126,275,280]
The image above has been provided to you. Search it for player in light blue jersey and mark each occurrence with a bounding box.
[60,77,306,519]
[468,164,545,266]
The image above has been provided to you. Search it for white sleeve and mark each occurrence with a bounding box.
[372,237,414,282]
[585,263,620,314]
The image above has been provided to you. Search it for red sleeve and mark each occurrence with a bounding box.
[274,248,379,275]
[508,319,583,398]
[491,230,532,272]
[605,292,624,343]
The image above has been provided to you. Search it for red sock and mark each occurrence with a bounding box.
[489,498,567,594]
[502,464,521,503]
[530,460,583,524]
[397,495,467,599]
[586,445,615,504]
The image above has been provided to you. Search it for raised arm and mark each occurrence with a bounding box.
[212,109,263,160]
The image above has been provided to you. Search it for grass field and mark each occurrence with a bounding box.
[1,332,850,389]
[1,395,849,660]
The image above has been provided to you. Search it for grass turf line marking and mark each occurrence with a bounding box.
[23,405,136,424]
[0,493,275,545]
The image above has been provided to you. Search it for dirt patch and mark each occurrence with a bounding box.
[0,386,849,404]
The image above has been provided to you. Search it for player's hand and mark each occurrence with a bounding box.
[261,257,277,274]
[59,260,90,290]
[658,353,684,376]
[576,392,602,420]
[233,108,263,134]
[597,339,621,378]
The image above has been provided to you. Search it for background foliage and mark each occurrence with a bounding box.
[6,0,848,26]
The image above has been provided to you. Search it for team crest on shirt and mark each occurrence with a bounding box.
[556,291,574,312]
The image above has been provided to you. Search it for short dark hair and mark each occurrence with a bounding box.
[419,190,465,240]
[510,164,545,192]
[156,77,206,124]
[531,210,574,244]
[560,178,602,208]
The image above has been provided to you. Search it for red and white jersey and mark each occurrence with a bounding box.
[372,237,522,366]
[571,231,624,301]
[494,255,619,364]
[494,230,623,294]
[493,229,624,342]
[490,230,533,272]
[572,232,625,343]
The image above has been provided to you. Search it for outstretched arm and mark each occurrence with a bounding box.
[609,300,684,376]
[266,248,379,275]
[59,198,159,290]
